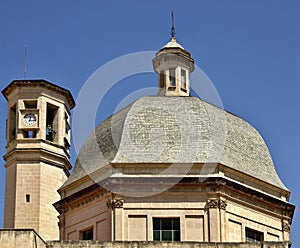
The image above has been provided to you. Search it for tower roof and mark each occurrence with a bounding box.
[165,11,184,49]
[163,37,184,49]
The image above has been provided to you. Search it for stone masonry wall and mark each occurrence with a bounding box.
[0,229,292,248]
[47,241,291,248]
[0,229,46,248]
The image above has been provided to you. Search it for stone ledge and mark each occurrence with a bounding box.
[0,230,292,248]
[46,241,291,248]
[0,229,46,248]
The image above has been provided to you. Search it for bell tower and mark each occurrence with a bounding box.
[2,80,75,240]
[152,12,194,96]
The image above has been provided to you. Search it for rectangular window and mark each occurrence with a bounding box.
[24,130,36,138]
[181,69,187,89]
[80,227,93,240]
[153,218,180,241]
[169,68,176,87]
[8,105,16,142]
[246,228,263,242]
[64,137,70,151]
[65,112,70,134]
[25,194,30,203]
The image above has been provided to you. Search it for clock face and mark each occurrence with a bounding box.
[24,114,36,126]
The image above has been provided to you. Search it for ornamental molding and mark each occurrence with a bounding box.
[107,198,124,209]
[219,200,227,210]
[207,199,227,210]
[56,191,105,214]
[54,184,107,214]
[208,199,219,208]
[283,210,293,219]
[58,215,65,227]
[283,222,291,232]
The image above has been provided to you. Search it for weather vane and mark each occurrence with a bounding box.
[171,11,176,38]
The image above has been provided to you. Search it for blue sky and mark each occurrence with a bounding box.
[0,0,299,245]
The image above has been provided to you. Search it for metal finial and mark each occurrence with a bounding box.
[171,11,176,38]
[24,44,27,79]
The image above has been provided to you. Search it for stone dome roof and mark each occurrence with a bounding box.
[63,96,286,190]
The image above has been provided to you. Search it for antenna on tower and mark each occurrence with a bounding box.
[24,44,27,79]
[171,11,176,38]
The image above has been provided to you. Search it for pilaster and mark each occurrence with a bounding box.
[207,198,227,242]
[207,199,220,242]
[107,197,124,241]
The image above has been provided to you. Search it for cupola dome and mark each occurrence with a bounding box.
[152,13,194,96]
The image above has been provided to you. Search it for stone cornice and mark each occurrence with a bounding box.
[3,146,71,175]
[55,176,294,219]
[2,79,75,109]
[54,184,108,214]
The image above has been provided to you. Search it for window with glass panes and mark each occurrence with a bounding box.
[181,69,187,89]
[246,228,263,242]
[169,68,176,86]
[80,228,93,240]
[153,218,180,241]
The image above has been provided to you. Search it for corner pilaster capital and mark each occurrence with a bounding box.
[283,222,291,232]
[107,198,124,209]
[208,199,219,208]
[207,199,227,210]
[219,199,227,210]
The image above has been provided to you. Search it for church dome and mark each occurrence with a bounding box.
[64,96,286,190]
